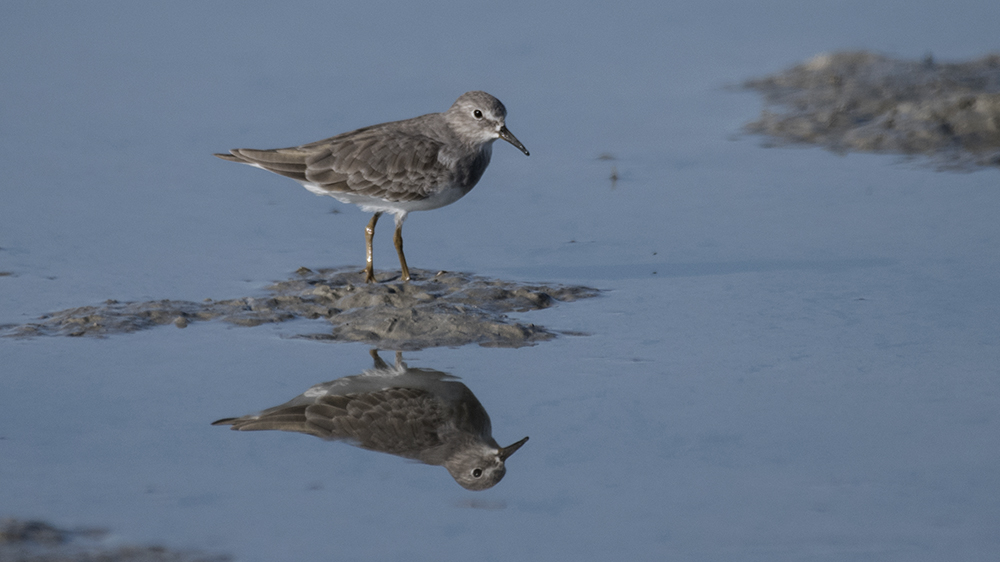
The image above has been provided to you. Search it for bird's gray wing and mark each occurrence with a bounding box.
[301,127,448,202]
[216,120,451,203]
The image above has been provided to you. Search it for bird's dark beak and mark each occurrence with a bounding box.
[498,436,529,461]
[499,126,530,156]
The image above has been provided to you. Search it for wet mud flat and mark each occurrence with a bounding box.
[743,51,1000,169]
[0,518,229,562]
[3,268,598,349]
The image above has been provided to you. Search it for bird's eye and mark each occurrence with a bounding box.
[472,468,483,478]
[473,109,483,119]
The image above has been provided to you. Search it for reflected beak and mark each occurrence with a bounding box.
[499,126,530,156]
[498,436,529,461]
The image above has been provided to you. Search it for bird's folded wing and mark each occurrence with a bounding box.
[302,132,446,202]
[219,127,449,203]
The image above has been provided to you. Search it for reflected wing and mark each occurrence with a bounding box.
[306,388,447,456]
[211,404,325,437]
[213,388,448,456]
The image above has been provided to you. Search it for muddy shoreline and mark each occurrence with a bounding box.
[0,518,229,562]
[3,268,598,350]
[744,51,1000,169]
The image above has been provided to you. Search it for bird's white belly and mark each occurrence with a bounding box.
[302,182,472,217]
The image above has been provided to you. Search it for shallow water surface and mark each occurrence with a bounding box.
[2,2,1000,561]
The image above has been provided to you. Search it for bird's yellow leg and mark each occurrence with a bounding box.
[393,221,410,282]
[362,212,381,283]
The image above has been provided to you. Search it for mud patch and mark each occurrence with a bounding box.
[743,51,1000,169]
[4,268,598,349]
[0,518,229,562]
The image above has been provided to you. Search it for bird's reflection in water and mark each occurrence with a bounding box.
[213,350,528,490]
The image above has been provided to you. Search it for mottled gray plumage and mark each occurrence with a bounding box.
[215,91,529,283]
[212,350,528,491]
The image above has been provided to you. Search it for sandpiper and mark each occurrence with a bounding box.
[215,91,529,283]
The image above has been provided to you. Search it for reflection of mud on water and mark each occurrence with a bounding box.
[0,518,229,562]
[5,268,598,349]
[744,51,1000,169]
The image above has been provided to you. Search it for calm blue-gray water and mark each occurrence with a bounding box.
[2,1,999,560]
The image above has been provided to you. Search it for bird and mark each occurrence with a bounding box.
[214,91,530,283]
[212,349,529,491]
